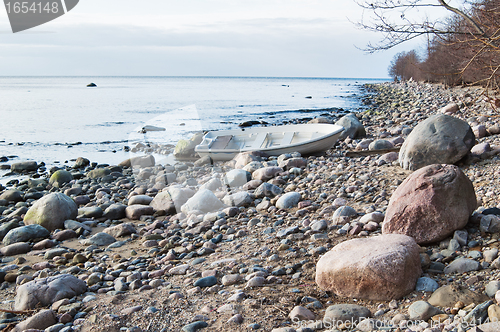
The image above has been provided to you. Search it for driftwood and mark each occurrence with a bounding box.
[0,308,34,315]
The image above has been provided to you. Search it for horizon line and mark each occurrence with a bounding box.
[0,75,391,80]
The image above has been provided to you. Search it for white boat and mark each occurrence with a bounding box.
[195,123,344,161]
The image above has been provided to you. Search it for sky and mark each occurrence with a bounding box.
[0,0,448,78]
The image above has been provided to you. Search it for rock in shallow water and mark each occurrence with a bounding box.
[10,161,38,173]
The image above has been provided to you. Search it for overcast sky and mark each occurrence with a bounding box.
[0,0,447,78]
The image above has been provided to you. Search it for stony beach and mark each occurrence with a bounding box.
[1,81,500,332]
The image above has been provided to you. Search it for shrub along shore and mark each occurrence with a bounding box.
[0,81,500,332]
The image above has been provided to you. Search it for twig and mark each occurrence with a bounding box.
[0,308,35,315]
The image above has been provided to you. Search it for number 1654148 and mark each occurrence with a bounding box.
[5,2,60,14]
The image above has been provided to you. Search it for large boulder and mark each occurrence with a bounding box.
[335,114,365,140]
[15,274,87,310]
[150,186,195,214]
[315,234,421,300]
[24,193,78,231]
[181,189,224,214]
[382,164,476,244]
[399,114,475,170]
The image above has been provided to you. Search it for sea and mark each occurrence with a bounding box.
[0,76,387,181]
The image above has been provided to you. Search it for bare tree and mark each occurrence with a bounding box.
[389,50,423,81]
[355,0,500,103]
[354,0,487,51]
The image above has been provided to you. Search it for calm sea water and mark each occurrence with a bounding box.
[0,76,386,171]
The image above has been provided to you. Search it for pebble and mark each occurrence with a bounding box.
[181,321,208,332]
[193,276,217,288]
[289,306,315,321]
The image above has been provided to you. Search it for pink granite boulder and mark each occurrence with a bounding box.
[315,234,421,301]
[252,167,283,181]
[382,164,476,244]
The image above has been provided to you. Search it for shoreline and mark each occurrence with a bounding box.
[0,81,500,332]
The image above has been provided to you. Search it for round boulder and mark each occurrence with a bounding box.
[15,274,87,310]
[150,186,195,214]
[0,189,23,202]
[399,114,475,171]
[335,113,365,140]
[181,189,224,214]
[252,167,283,182]
[24,193,78,231]
[382,164,476,244]
[3,224,50,245]
[315,234,422,301]
[49,170,73,188]
[276,192,301,209]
